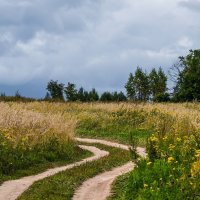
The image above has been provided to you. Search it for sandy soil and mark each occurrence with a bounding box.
[73,161,135,200]
[0,145,109,200]
[73,138,146,200]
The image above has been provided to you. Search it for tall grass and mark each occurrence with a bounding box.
[0,102,75,177]
[103,103,200,199]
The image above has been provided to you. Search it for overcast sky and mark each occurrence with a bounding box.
[0,0,200,98]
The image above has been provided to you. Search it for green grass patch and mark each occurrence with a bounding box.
[108,173,130,200]
[110,158,200,200]
[0,145,91,186]
[110,132,200,200]
[77,128,151,147]
[18,143,131,200]
[76,109,152,146]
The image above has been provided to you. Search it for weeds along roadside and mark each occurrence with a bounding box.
[109,107,200,199]
[0,102,85,184]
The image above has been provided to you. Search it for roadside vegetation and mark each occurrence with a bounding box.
[0,102,90,185]
[109,103,200,199]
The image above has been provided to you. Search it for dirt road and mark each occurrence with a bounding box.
[0,138,146,200]
[0,145,108,200]
[73,138,146,200]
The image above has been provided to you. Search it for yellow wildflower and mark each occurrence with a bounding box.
[149,134,158,142]
[163,136,168,141]
[169,144,175,150]
[144,183,148,188]
[167,157,174,163]
[195,149,200,158]
[147,162,152,166]
[191,160,200,177]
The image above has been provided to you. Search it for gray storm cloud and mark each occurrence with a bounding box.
[0,0,200,97]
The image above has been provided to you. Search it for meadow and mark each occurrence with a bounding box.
[0,102,89,184]
[0,101,199,199]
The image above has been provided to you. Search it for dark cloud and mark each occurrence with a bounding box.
[0,0,200,98]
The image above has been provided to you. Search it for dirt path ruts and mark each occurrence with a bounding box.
[73,138,146,200]
[0,138,146,200]
[0,145,109,200]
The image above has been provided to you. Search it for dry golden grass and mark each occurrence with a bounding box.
[0,102,75,145]
[11,101,200,135]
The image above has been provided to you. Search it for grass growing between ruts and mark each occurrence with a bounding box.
[0,146,91,186]
[18,143,131,200]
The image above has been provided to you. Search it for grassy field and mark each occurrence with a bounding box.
[0,102,88,185]
[0,101,200,199]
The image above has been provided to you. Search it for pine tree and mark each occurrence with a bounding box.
[64,82,77,101]
[113,91,119,101]
[77,87,85,102]
[117,91,127,101]
[100,92,113,102]
[157,67,167,94]
[83,91,89,102]
[88,88,99,101]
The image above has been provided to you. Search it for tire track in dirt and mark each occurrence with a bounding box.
[0,145,108,200]
[0,138,146,200]
[73,138,146,200]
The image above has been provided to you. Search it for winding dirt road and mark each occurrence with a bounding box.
[0,138,146,200]
[73,138,146,200]
[0,145,108,200]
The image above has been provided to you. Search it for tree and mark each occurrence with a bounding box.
[149,68,159,98]
[88,88,99,101]
[15,90,22,98]
[153,92,170,102]
[64,82,77,101]
[46,80,64,101]
[116,91,127,101]
[77,87,85,102]
[157,67,167,94]
[83,91,89,102]
[134,67,150,101]
[44,92,51,101]
[112,91,119,101]
[125,73,136,100]
[149,67,168,101]
[100,92,113,102]
[173,49,200,101]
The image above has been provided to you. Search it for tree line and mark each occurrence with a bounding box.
[1,49,200,102]
[125,67,169,102]
[45,49,200,102]
[45,81,127,102]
